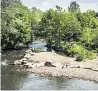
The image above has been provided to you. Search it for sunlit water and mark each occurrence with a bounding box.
[1,40,98,90]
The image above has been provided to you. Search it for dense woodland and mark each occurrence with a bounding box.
[1,0,98,61]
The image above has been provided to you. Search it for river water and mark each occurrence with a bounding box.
[1,40,98,90]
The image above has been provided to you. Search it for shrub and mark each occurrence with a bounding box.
[66,43,96,61]
[95,48,98,53]
[86,51,96,60]
[76,53,86,61]
[31,48,41,53]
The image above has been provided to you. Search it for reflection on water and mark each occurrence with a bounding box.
[1,41,98,90]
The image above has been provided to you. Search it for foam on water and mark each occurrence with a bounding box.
[1,59,8,66]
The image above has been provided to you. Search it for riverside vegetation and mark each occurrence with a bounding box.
[1,0,98,62]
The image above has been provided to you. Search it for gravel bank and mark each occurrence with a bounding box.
[27,67,98,82]
[14,49,98,82]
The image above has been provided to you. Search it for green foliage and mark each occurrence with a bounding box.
[1,0,98,61]
[80,28,96,44]
[39,9,81,49]
[38,4,98,61]
[76,53,86,61]
[76,11,98,28]
[1,0,22,9]
[67,43,96,61]
[31,48,41,53]
[1,3,32,49]
[31,7,43,30]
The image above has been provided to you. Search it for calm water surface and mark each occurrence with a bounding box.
[1,40,98,90]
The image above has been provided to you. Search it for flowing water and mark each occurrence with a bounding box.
[1,40,98,90]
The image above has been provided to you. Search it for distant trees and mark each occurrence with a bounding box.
[68,1,80,13]
[39,7,81,49]
[38,1,98,61]
[30,7,43,39]
[31,7,43,30]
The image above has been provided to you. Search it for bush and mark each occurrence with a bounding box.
[95,48,98,53]
[76,53,86,61]
[31,48,41,53]
[66,43,96,61]
[86,51,96,60]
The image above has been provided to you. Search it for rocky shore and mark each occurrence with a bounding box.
[13,49,98,82]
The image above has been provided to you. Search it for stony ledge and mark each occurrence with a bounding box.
[13,49,98,82]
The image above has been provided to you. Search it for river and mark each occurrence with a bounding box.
[1,40,98,90]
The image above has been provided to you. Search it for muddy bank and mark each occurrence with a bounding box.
[13,49,98,82]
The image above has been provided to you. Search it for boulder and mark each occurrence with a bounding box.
[44,61,52,67]
[44,61,56,67]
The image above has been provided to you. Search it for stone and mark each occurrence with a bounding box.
[92,68,98,71]
[26,49,32,53]
[21,58,27,61]
[52,62,63,68]
[21,61,27,65]
[23,62,33,68]
[24,53,32,59]
[14,60,21,65]
[44,61,52,67]
[24,62,33,66]
[29,52,34,56]
[31,62,45,68]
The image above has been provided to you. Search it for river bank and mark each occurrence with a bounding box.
[13,49,98,82]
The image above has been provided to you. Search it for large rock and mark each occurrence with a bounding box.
[44,61,56,67]
[44,61,52,67]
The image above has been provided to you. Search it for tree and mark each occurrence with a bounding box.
[39,8,81,50]
[38,2,98,60]
[56,5,62,11]
[68,1,80,13]
[39,9,55,46]
[1,0,22,9]
[1,4,32,49]
[31,7,43,30]
[76,11,98,28]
